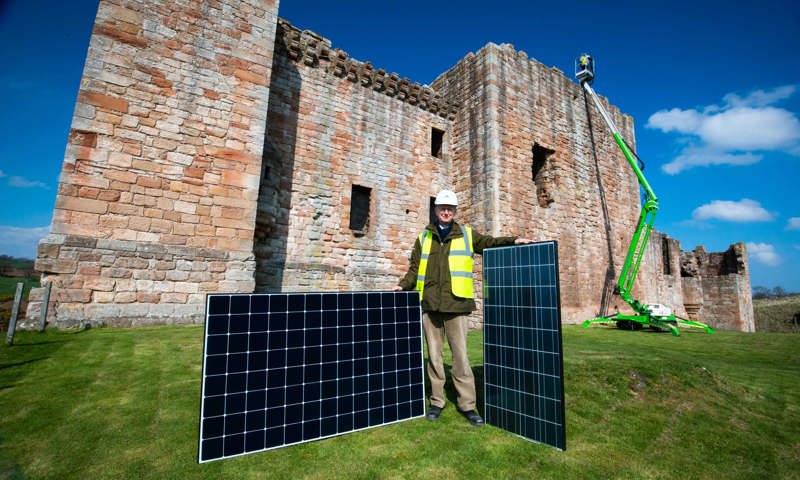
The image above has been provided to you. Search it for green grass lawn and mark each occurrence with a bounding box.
[1,325,798,479]
[0,276,39,298]
[0,257,37,298]
[0,277,40,330]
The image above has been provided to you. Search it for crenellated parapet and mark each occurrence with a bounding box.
[277,18,458,120]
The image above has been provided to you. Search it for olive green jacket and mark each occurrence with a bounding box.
[397,221,516,313]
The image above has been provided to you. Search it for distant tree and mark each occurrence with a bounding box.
[752,286,772,299]
[772,286,787,298]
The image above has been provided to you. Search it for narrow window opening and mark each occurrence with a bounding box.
[429,196,436,225]
[662,236,672,275]
[349,185,371,235]
[431,127,444,158]
[532,143,556,208]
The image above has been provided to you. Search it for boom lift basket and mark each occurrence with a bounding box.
[575,53,595,85]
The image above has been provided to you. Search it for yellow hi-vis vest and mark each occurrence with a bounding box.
[415,225,474,299]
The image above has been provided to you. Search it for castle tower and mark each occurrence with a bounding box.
[27,1,752,331]
[27,0,281,327]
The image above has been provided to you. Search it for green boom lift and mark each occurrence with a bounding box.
[575,54,713,336]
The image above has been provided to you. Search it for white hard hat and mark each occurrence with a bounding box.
[434,189,458,206]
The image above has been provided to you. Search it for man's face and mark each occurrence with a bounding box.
[435,205,456,226]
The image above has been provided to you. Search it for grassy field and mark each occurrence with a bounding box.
[0,325,798,479]
[0,256,34,270]
[0,276,39,298]
[0,277,39,330]
[0,257,39,328]
[754,294,800,333]
[0,257,37,297]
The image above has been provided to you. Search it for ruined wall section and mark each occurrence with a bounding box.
[254,20,456,292]
[27,0,280,327]
[681,243,754,331]
[639,231,687,317]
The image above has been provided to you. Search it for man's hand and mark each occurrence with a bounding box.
[514,238,534,244]
[392,285,403,291]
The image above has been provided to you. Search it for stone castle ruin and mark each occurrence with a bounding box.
[25,0,754,331]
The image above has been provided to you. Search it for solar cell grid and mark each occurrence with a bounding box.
[483,241,566,450]
[198,291,425,462]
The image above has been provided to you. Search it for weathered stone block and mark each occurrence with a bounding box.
[93,291,116,303]
[84,277,116,291]
[35,258,78,274]
[161,292,188,303]
[56,304,86,323]
[114,291,137,303]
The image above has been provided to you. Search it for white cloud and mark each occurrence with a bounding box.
[7,176,49,189]
[692,199,774,222]
[746,242,781,266]
[647,85,800,174]
[646,108,703,134]
[698,107,800,151]
[723,85,796,108]
[787,217,800,231]
[0,171,49,188]
[0,226,50,260]
[662,148,761,175]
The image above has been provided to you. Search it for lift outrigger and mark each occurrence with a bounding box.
[575,54,713,336]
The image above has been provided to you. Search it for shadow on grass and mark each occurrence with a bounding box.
[5,339,70,347]
[0,331,71,387]
[438,364,485,412]
[0,356,50,370]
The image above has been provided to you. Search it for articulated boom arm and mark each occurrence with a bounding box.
[576,55,712,336]
[582,82,656,314]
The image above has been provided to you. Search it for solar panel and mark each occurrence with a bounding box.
[198,291,425,462]
[483,241,565,450]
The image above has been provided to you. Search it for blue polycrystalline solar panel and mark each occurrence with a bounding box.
[483,241,565,450]
[198,291,425,462]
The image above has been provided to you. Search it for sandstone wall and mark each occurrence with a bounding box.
[640,232,688,318]
[433,44,647,323]
[26,0,280,327]
[681,243,754,331]
[27,2,753,331]
[254,20,456,293]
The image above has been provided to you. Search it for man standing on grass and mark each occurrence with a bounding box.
[393,189,533,426]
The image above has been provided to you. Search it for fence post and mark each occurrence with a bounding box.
[6,282,23,346]
[39,282,51,332]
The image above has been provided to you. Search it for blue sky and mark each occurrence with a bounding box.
[1,0,798,292]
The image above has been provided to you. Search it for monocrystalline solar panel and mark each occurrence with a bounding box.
[198,291,425,462]
[483,241,565,450]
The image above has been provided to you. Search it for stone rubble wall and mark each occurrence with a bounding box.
[639,232,688,318]
[680,243,754,331]
[26,234,254,327]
